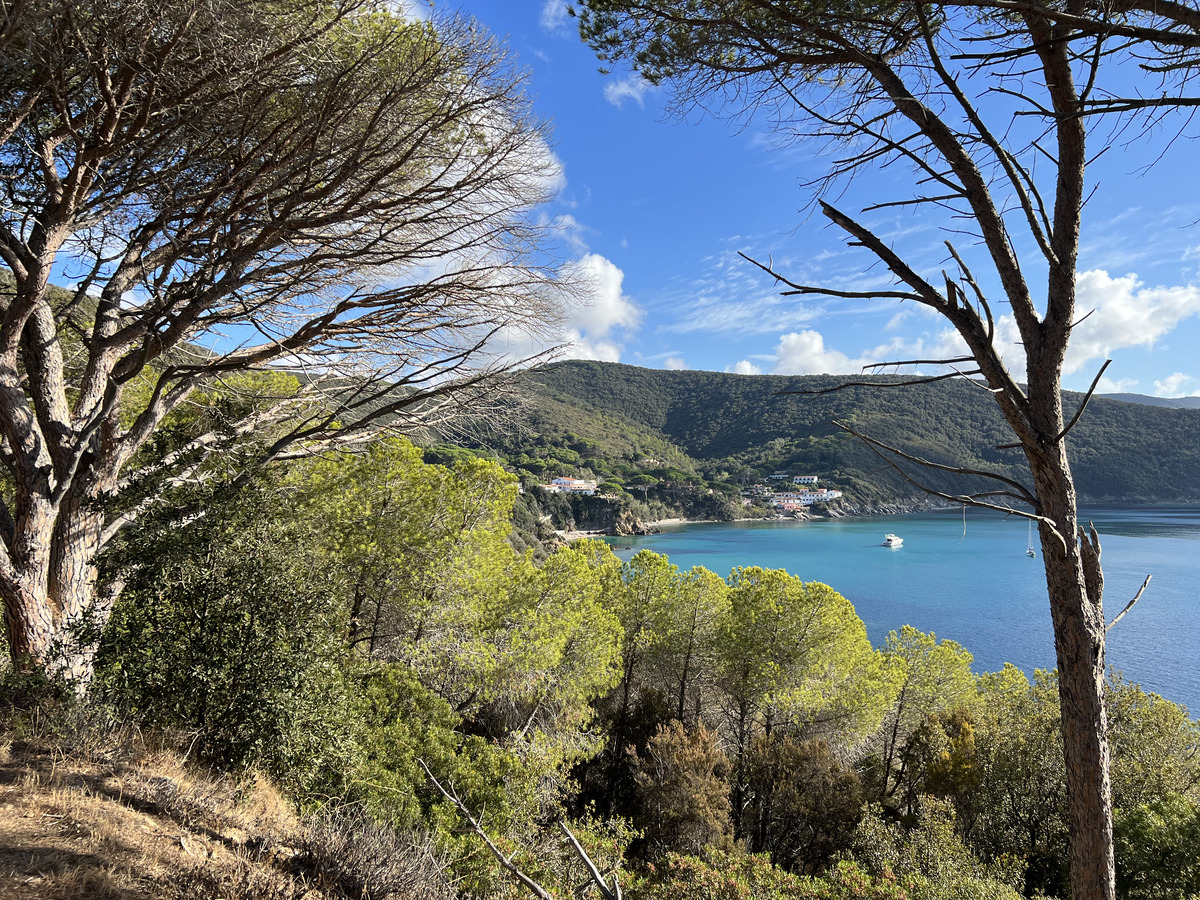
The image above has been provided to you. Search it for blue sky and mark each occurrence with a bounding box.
[442,1,1200,397]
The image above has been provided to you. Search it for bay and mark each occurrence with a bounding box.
[606,505,1200,715]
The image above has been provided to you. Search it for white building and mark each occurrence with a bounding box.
[771,488,843,507]
[544,477,598,495]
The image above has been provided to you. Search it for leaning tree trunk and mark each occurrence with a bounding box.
[1032,449,1115,900]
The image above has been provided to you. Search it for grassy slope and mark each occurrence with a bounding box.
[0,734,451,900]
[0,738,297,900]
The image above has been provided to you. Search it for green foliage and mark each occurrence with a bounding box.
[744,736,864,875]
[852,800,1024,900]
[645,565,730,723]
[869,627,978,816]
[628,851,908,900]
[293,438,518,659]
[507,361,1200,505]
[0,666,78,742]
[719,568,895,750]
[1114,793,1200,900]
[932,666,1068,897]
[1107,672,1200,811]
[285,442,627,890]
[78,391,1200,900]
[95,479,355,794]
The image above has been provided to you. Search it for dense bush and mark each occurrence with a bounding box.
[94,480,356,794]
[628,852,908,900]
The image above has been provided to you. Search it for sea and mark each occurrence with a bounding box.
[605,505,1200,715]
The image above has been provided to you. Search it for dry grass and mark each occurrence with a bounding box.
[0,733,302,899]
[0,734,453,900]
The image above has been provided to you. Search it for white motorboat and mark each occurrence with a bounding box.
[883,533,903,547]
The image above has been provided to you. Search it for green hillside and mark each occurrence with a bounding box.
[494,361,1200,507]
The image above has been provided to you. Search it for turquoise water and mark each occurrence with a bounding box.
[606,506,1200,714]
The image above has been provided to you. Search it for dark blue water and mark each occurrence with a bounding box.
[607,506,1200,714]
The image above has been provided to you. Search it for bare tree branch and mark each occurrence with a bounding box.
[418,759,557,900]
[1106,575,1152,633]
[1058,359,1113,442]
[558,821,623,900]
[832,419,1042,511]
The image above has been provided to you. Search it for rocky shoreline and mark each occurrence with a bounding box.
[552,495,1197,543]
[556,509,823,542]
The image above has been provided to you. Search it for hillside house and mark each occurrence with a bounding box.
[543,477,598,495]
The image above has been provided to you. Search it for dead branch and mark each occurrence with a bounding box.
[834,419,1038,508]
[862,357,977,368]
[1106,575,1152,633]
[776,371,982,396]
[1057,359,1112,442]
[831,419,1070,551]
[558,821,622,900]
[738,252,922,301]
[417,759,557,900]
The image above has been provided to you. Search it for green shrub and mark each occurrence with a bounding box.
[627,851,907,900]
[94,481,355,794]
[1114,792,1200,900]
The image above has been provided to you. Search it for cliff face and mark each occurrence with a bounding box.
[540,493,658,535]
[563,494,623,532]
[530,487,750,535]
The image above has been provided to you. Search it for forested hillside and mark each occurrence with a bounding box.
[496,361,1200,506]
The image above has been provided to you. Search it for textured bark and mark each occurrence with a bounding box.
[1034,463,1115,900]
[0,496,108,685]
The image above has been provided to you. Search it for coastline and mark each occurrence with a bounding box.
[555,511,817,542]
[552,499,1197,543]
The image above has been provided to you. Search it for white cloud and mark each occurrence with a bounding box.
[567,254,641,335]
[565,336,624,362]
[1153,373,1200,397]
[1098,376,1139,393]
[560,253,642,361]
[668,292,821,336]
[489,254,640,365]
[386,0,430,20]
[551,213,590,254]
[728,360,763,375]
[1065,270,1200,375]
[527,140,567,198]
[825,270,1200,386]
[772,330,873,375]
[604,75,654,108]
[664,356,687,370]
[540,0,570,33]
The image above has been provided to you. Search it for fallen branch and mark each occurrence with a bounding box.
[419,760,624,900]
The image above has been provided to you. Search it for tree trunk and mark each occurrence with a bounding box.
[1,495,109,687]
[1034,459,1115,900]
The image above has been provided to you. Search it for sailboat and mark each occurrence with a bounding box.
[1026,520,1037,558]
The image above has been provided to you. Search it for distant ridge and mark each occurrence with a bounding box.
[1100,393,1200,410]
[503,361,1200,505]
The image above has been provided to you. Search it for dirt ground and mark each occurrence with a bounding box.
[0,736,306,900]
